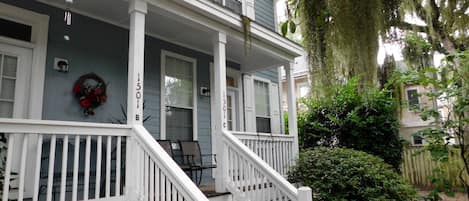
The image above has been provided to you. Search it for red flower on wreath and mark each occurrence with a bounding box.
[80,99,91,108]
[72,84,81,93]
[72,73,107,116]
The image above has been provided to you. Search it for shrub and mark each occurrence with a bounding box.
[298,78,404,170]
[288,147,417,201]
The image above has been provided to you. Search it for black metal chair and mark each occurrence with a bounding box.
[178,141,217,185]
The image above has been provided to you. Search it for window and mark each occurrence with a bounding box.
[298,84,309,98]
[413,135,424,145]
[163,53,196,141]
[407,89,419,108]
[254,80,271,133]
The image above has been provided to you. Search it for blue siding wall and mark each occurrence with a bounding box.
[255,0,276,30]
[2,0,240,184]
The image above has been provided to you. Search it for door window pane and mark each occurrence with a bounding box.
[165,56,193,108]
[3,55,17,77]
[0,101,13,118]
[1,78,15,100]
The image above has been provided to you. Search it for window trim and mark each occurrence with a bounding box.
[297,82,309,98]
[160,50,198,140]
[405,86,421,110]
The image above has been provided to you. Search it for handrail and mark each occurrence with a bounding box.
[232,131,295,141]
[132,125,210,201]
[221,130,300,200]
[0,118,131,136]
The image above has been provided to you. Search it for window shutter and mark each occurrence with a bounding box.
[243,74,256,132]
[269,83,281,133]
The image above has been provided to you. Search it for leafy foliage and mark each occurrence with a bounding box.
[298,78,404,170]
[390,51,469,197]
[282,0,401,96]
[288,147,417,201]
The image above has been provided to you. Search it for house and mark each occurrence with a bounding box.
[280,55,310,112]
[396,61,438,146]
[0,0,312,201]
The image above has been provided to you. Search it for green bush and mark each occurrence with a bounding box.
[298,78,404,170]
[288,147,417,201]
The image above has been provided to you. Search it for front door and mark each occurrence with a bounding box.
[0,43,32,119]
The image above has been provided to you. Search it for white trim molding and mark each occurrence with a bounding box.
[0,2,49,120]
[160,50,198,140]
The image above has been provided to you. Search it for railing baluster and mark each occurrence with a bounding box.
[155,167,160,201]
[95,136,102,199]
[149,161,155,201]
[72,135,80,201]
[18,134,28,201]
[172,183,177,201]
[84,135,91,200]
[33,134,43,201]
[46,135,57,201]
[160,172,165,200]
[60,135,69,201]
[144,153,149,201]
[106,136,112,197]
[165,177,170,201]
[2,134,14,201]
[116,136,122,196]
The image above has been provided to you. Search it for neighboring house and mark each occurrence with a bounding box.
[274,0,310,112]
[0,0,311,201]
[280,55,310,112]
[396,61,438,146]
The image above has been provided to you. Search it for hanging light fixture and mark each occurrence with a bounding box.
[63,0,73,41]
[64,0,73,26]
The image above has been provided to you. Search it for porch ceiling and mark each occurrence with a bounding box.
[38,0,288,72]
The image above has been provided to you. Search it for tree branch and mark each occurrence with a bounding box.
[411,0,428,22]
[394,21,427,33]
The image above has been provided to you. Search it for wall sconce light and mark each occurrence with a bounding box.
[200,87,210,96]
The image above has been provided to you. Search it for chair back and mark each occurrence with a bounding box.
[179,141,202,166]
[157,140,173,157]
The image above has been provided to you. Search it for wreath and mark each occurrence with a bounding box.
[72,73,107,116]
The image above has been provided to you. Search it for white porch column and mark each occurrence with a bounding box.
[285,62,299,156]
[126,1,146,201]
[213,32,228,192]
[127,0,147,125]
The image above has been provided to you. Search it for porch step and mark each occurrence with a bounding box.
[200,185,232,201]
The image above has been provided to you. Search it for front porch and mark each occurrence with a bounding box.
[0,0,309,200]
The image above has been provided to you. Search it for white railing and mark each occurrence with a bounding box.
[130,125,209,201]
[0,119,131,201]
[220,130,311,201]
[0,119,209,201]
[232,132,295,176]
